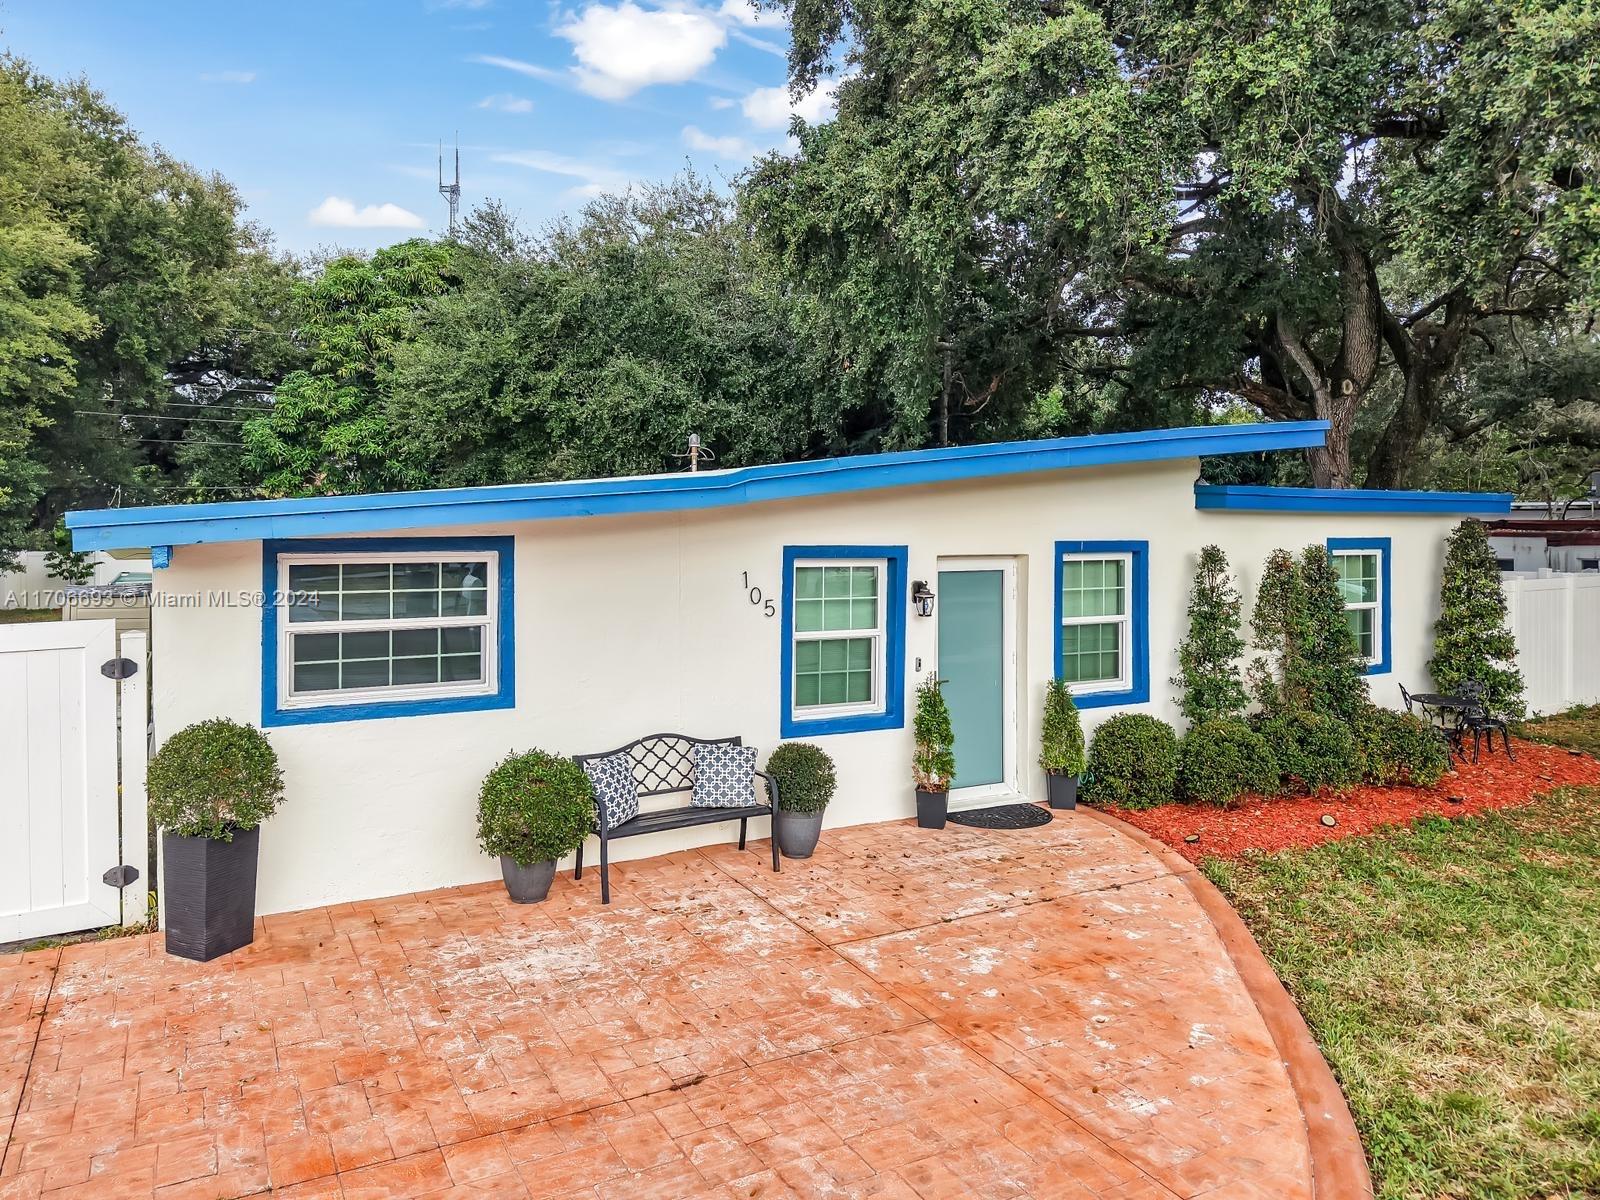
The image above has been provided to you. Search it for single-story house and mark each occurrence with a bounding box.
[67,421,1512,916]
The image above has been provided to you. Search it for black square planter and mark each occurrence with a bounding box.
[162,827,260,961]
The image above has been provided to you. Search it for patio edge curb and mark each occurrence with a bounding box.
[1077,808,1375,1200]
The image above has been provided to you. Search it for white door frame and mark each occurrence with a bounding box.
[936,557,1019,807]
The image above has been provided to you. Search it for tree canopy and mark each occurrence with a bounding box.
[750,0,1600,486]
[1,23,1597,560]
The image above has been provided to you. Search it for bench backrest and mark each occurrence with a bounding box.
[573,733,743,799]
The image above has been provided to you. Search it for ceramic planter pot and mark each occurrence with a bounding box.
[500,857,558,904]
[915,789,948,829]
[776,809,825,859]
[162,826,260,962]
[1045,772,1080,810]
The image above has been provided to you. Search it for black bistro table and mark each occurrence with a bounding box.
[1408,691,1515,762]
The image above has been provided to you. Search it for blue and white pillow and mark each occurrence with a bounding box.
[692,743,758,808]
[583,752,639,828]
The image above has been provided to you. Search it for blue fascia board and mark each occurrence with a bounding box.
[1195,484,1513,515]
[66,420,1331,551]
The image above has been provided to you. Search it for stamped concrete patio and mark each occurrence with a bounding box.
[0,810,1335,1200]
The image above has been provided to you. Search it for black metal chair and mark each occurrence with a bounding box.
[1456,680,1515,764]
[573,734,780,904]
[1401,683,1464,761]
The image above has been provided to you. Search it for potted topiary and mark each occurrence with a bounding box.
[766,742,836,859]
[912,675,955,829]
[477,750,595,903]
[1038,678,1086,809]
[147,718,284,962]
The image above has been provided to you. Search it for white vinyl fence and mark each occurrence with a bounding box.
[0,622,148,942]
[1503,572,1600,715]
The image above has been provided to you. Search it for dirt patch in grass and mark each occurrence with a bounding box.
[1517,704,1600,760]
[1205,788,1600,1200]
[1111,738,1600,862]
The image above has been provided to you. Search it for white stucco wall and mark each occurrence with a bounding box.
[150,459,1460,915]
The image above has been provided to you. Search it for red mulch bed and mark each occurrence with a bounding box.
[1112,738,1600,863]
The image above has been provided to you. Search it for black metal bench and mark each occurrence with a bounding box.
[572,734,780,904]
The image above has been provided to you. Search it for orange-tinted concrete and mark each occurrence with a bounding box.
[0,811,1332,1199]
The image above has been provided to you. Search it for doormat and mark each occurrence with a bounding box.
[947,803,1053,830]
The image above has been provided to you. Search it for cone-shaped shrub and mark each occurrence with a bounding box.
[913,675,955,791]
[1038,678,1086,776]
[1429,520,1524,717]
[1173,545,1248,724]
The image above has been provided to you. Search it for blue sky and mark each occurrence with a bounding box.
[1,0,834,254]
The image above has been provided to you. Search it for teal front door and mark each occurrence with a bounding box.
[937,568,1008,790]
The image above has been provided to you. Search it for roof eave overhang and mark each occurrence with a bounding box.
[67,420,1331,552]
[1194,484,1514,516]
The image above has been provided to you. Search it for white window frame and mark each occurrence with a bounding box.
[1331,548,1383,666]
[275,549,500,711]
[790,557,888,721]
[1059,552,1133,696]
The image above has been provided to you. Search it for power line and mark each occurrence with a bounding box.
[77,411,248,425]
[90,435,249,448]
[108,399,271,412]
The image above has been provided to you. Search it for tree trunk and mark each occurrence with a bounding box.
[1308,388,1357,488]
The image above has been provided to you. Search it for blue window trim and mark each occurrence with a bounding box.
[261,536,516,727]
[1327,537,1392,676]
[1054,540,1149,710]
[780,545,908,738]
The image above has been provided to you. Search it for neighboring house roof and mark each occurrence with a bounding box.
[64,419,1504,553]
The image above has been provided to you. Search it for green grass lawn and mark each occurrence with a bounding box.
[1517,704,1600,759]
[1205,787,1600,1200]
[0,607,59,624]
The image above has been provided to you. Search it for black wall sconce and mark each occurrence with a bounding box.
[911,580,936,617]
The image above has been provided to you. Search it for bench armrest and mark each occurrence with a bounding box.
[754,769,781,811]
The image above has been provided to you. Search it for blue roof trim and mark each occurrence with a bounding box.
[65,421,1330,551]
[1195,484,1512,515]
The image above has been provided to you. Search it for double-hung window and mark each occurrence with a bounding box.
[1054,540,1148,708]
[1328,538,1390,674]
[263,537,515,725]
[781,546,907,737]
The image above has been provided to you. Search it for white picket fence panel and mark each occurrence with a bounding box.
[1503,573,1600,716]
[0,621,145,942]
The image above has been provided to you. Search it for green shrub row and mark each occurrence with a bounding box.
[1082,704,1452,810]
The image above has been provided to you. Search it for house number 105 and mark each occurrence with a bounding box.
[741,572,776,617]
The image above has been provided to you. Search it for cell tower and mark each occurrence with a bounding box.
[438,138,461,235]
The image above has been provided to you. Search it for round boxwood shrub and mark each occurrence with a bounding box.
[1179,719,1281,807]
[766,742,837,814]
[477,750,595,867]
[147,718,284,841]
[1082,713,1179,809]
[1355,706,1450,788]
[1258,711,1359,794]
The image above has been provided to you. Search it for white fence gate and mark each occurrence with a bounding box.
[1503,573,1600,716]
[0,621,148,942]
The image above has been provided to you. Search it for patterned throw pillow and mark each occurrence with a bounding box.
[692,743,758,808]
[583,752,639,828]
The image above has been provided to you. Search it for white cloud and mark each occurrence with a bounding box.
[307,197,427,230]
[478,93,535,113]
[492,150,630,198]
[556,2,726,100]
[708,95,735,110]
[470,53,564,83]
[741,78,838,129]
[681,125,755,159]
[199,69,256,84]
